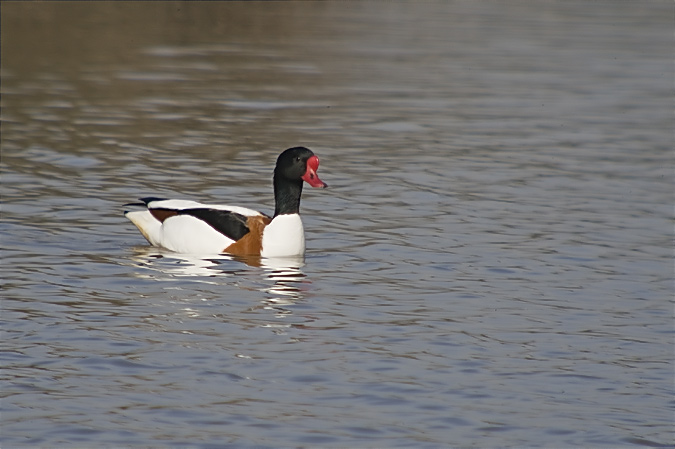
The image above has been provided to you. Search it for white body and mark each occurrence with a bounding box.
[125,199,306,257]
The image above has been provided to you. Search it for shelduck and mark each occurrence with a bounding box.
[124,147,327,257]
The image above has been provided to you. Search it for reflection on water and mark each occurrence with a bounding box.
[259,256,307,299]
[128,248,307,301]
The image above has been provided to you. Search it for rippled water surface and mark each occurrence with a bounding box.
[2,2,672,448]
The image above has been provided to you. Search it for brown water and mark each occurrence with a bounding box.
[2,2,672,447]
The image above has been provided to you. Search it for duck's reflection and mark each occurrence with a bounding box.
[127,247,307,302]
[259,256,307,300]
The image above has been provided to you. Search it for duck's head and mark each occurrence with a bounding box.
[275,146,327,189]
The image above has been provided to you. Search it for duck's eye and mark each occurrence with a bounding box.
[296,156,301,162]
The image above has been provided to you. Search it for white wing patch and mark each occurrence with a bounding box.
[159,215,235,254]
[147,199,263,217]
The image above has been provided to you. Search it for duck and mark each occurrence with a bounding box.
[124,146,327,257]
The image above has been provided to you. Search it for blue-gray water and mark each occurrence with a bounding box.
[2,2,672,447]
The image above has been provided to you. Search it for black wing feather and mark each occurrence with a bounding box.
[179,208,252,241]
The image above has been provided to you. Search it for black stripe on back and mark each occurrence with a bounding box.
[140,197,168,205]
[178,208,253,241]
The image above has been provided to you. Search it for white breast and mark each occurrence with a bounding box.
[261,214,305,257]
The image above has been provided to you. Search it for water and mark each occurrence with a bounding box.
[2,2,672,447]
